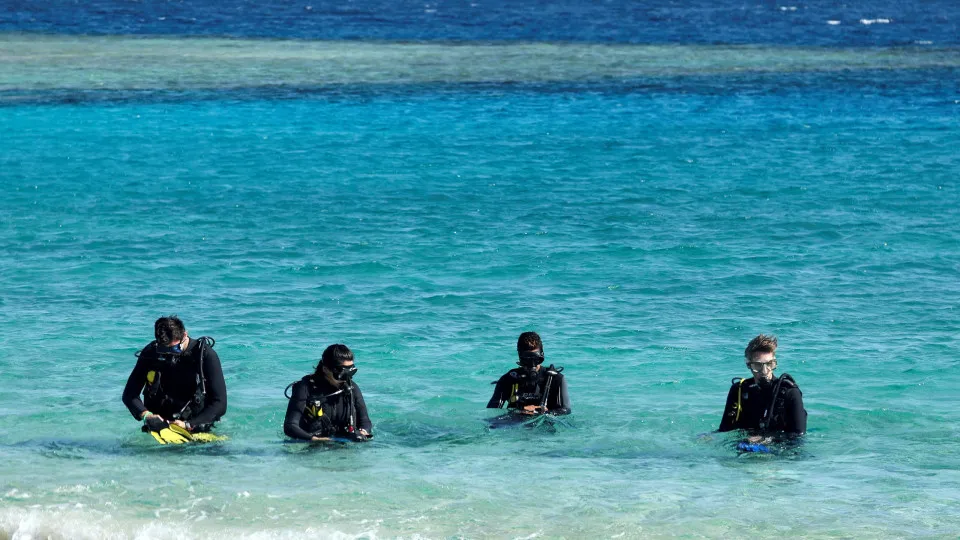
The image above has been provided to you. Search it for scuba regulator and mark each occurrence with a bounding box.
[517,349,545,379]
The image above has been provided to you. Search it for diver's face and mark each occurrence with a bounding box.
[323,360,356,385]
[162,334,187,349]
[157,333,188,354]
[518,348,544,370]
[746,352,777,385]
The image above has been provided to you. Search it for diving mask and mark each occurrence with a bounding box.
[330,364,358,382]
[155,342,184,364]
[517,350,545,368]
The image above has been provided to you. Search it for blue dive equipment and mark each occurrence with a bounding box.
[737,441,772,453]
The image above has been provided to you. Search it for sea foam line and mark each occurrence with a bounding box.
[0,507,381,540]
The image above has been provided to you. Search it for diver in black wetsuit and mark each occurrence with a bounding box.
[122,315,227,433]
[284,344,372,442]
[719,334,806,436]
[487,332,571,416]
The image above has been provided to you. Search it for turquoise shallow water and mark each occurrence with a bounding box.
[1,35,960,539]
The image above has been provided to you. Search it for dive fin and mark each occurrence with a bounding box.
[165,424,195,443]
[153,427,191,444]
[189,432,228,443]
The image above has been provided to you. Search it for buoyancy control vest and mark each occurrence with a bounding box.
[285,376,358,436]
[506,365,563,409]
[726,373,800,432]
[136,336,215,422]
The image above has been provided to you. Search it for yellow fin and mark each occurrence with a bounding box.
[166,424,195,442]
[190,432,228,443]
[157,427,190,444]
[149,431,166,444]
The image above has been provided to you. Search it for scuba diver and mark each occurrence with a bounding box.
[719,334,807,451]
[122,316,227,441]
[283,344,373,442]
[487,332,571,416]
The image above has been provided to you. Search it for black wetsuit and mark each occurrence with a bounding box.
[284,375,373,440]
[122,337,227,431]
[487,366,571,415]
[718,374,806,434]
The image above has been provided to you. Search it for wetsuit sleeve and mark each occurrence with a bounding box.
[283,382,315,441]
[717,384,739,432]
[486,374,510,408]
[782,387,807,434]
[121,347,152,420]
[352,385,373,433]
[548,374,571,415]
[189,347,228,427]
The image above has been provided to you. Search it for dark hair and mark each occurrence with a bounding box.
[154,315,185,346]
[744,334,778,361]
[517,332,543,353]
[317,344,354,375]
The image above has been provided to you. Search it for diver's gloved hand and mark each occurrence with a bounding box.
[142,415,169,433]
[346,430,372,442]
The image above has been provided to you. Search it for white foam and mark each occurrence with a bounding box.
[4,488,31,499]
[0,507,381,540]
[53,484,92,494]
[779,6,798,11]
[860,18,892,25]
[826,20,841,25]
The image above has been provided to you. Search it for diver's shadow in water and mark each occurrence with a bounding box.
[7,413,579,460]
[486,413,577,433]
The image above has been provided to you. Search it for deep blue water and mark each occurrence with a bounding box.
[1,0,958,46]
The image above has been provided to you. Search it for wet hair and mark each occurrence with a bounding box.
[317,343,354,375]
[517,332,543,353]
[154,315,185,346]
[744,334,778,361]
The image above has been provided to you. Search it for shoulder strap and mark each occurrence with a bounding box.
[768,373,801,429]
[193,337,213,401]
[346,383,357,433]
[539,372,555,409]
[730,378,747,422]
[777,373,799,391]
